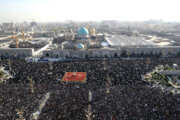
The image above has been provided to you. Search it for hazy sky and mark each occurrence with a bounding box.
[0,0,180,23]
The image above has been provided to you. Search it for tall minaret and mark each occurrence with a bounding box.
[71,29,74,40]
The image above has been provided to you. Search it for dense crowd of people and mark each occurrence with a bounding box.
[0,57,180,119]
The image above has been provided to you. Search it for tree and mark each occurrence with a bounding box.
[0,71,4,78]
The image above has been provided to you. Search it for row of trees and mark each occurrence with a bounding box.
[150,72,172,87]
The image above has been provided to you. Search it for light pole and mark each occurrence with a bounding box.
[28,77,34,94]
[48,61,53,75]
[127,52,130,59]
[146,58,150,70]
[85,90,95,120]
[106,74,111,94]
[8,59,11,71]
[103,58,107,70]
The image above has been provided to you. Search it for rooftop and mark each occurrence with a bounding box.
[106,35,155,46]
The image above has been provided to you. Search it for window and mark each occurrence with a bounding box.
[114,53,118,57]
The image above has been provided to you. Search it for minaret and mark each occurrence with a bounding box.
[71,29,74,40]
[28,77,34,94]
[85,90,95,120]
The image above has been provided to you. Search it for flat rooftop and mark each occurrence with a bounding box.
[106,35,155,46]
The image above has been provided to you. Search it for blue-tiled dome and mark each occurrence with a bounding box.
[78,27,89,35]
[76,43,84,49]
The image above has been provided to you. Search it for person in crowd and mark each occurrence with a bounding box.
[0,58,180,119]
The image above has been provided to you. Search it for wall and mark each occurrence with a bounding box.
[0,48,34,57]
[43,46,180,58]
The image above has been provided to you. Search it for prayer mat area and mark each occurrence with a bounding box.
[62,72,87,82]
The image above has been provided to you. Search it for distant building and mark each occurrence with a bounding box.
[0,48,34,58]
[2,23,15,32]
[30,21,37,27]
[9,38,52,49]
[42,26,180,59]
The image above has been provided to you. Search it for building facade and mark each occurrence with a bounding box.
[43,46,180,59]
[0,48,34,58]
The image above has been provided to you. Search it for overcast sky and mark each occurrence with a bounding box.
[0,0,180,23]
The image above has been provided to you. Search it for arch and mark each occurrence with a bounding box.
[79,53,83,58]
[121,50,128,57]
[73,54,77,58]
[22,52,26,57]
[140,52,144,57]
[85,54,89,59]
[14,53,17,57]
[5,51,8,55]
[177,51,180,57]
[168,52,172,56]
[45,53,49,57]
[131,52,135,57]
[104,54,108,58]
[94,54,98,58]
[55,55,59,58]
[114,53,118,57]
[149,51,153,56]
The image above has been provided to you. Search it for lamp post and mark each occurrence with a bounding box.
[28,77,34,94]
[146,58,150,70]
[127,52,130,59]
[106,74,111,94]
[8,59,11,71]
[85,90,95,120]
[49,61,53,70]
[48,61,53,75]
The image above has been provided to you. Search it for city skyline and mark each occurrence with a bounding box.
[0,0,180,23]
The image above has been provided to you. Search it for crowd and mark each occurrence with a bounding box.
[0,58,180,120]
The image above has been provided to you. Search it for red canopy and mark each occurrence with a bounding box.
[62,72,87,82]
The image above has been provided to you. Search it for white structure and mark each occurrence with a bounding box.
[0,48,34,57]
[42,27,180,59]
[43,46,180,59]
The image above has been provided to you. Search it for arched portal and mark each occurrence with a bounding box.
[65,55,68,58]
[114,53,118,57]
[85,54,89,59]
[46,53,49,57]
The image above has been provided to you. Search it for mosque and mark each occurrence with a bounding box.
[43,27,180,59]
[1,26,180,59]
[60,27,102,50]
